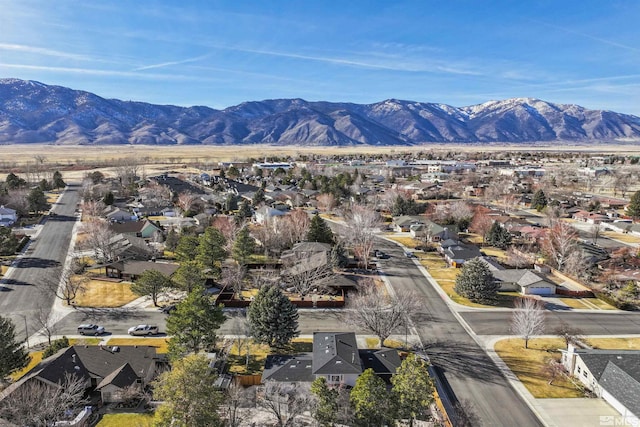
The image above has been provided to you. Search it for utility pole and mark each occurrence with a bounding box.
[17,314,29,349]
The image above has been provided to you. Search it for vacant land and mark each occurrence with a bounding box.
[73,279,138,307]
[97,413,154,427]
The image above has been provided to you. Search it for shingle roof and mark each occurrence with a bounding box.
[261,354,314,382]
[108,260,179,276]
[492,269,554,288]
[578,349,640,417]
[359,349,401,377]
[73,345,158,380]
[312,332,362,375]
[96,363,140,390]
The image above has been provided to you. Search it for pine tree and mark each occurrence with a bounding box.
[197,227,227,272]
[306,214,334,244]
[165,228,179,252]
[0,315,30,379]
[627,190,640,221]
[454,257,499,303]
[247,286,299,348]
[310,377,339,427]
[391,353,434,425]
[350,368,395,426]
[27,187,48,214]
[232,226,255,265]
[485,221,512,249]
[103,191,115,206]
[175,235,200,262]
[237,200,253,218]
[531,189,548,212]
[130,270,173,307]
[52,170,66,189]
[166,286,226,357]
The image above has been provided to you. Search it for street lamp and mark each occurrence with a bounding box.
[16,314,29,349]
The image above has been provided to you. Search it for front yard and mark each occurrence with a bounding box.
[97,413,153,427]
[73,278,139,307]
[494,338,584,398]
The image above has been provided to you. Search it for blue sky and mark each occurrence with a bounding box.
[1,1,639,114]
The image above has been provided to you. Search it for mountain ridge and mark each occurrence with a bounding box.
[1,78,639,145]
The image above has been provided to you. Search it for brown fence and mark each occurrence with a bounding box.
[215,288,345,308]
[235,374,262,386]
[556,288,595,298]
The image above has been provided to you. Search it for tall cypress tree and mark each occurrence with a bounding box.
[247,286,299,348]
[232,226,255,265]
[306,214,334,244]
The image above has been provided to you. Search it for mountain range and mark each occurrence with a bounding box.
[1,78,640,146]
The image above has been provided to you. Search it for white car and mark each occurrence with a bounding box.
[128,325,159,336]
[77,324,105,336]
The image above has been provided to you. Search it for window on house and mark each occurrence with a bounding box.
[583,371,588,378]
[329,375,341,383]
[577,366,581,374]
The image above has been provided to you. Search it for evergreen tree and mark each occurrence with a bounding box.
[175,235,200,263]
[27,187,48,214]
[237,200,253,219]
[153,354,224,427]
[391,353,434,425]
[531,189,548,212]
[350,368,394,426]
[225,194,238,212]
[103,191,115,206]
[166,286,226,357]
[38,179,50,191]
[5,173,26,190]
[197,227,227,273]
[232,226,255,265]
[311,377,339,427]
[306,214,334,244]
[627,190,640,221]
[252,188,265,206]
[485,221,512,249]
[130,270,173,307]
[0,315,30,379]
[173,261,206,292]
[52,170,66,189]
[454,257,499,303]
[0,227,20,256]
[165,228,179,252]
[247,286,299,348]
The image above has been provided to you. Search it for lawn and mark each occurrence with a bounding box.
[97,413,154,427]
[226,339,314,375]
[481,246,508,260]
[73,279,139,307]
[10,351,43,381]
[69,338,102,346]
[602,231,640,244]
[365,337,404,349]
[585,337,640,350]
[106,338,169,353]
[418,252,448,269]
[557,297,616,310]
[386,236,420,248]
[1,265,8,275]
[494,338,584,398]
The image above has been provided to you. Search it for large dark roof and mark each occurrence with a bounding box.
[359,348,402,377]
[261,354,314,382]
[312,332,362,375]
[73,345,158,379]
[108,260,179,276]
[96,363,140,390]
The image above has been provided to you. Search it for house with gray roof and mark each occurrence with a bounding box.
[0,205,17,227]
[492,269,556,295]
[261,332,401,387]
[410,220,458,242]
[562,344,640,423]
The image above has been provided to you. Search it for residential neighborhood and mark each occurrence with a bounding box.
[0,150,639,426]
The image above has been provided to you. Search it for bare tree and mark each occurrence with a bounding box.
[254,216,289,256]
[450,399,482,427]
[39,268,88,306]
[282,254,335,297]
[504,247,533,268]
[212,216,241,252]
[511,297,546,349]
[33,306,61,347]
[470,211,493,244]
[553,321,583,349]
[177,191,197,213]
[79,200,105,219]
[221,263,248,296]
[541,358,566,385]
[5,189,29,217]
[590,223,602,245]
[0,373,88,426]
[260,381,313,427]
[222,380,251,427]
[284,208,311,244]
[344,280,420,346]
[344,204,381,269]
[542,221,578,272]
[141,181,172,207]
[316,193,336,212]
[81,219,116,263]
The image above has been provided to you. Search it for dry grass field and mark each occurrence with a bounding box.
[73,279,139,307]
[106,338,169,353]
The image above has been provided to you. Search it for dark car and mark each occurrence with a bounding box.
[375,250,390,259]
[160,304,176,314]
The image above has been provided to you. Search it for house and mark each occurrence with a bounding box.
[281,242,332,266]
[572,210,610,224]
[392,215,425,232]
[439,240,482,267]
[492,269,556,295]
[561,344,640,424]
[254,206,287,224]
[0,345,163,405]
[109,219,161,239]
[0,205,18,227]
[107,233,155,261]
[261,332,401,387]
[104,206,136,223]
[105,260,180,281]
[410,220,458,242]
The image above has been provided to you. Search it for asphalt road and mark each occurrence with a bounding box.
[375,239,543,427]
[460,310,640,336]
[0,184,81,342]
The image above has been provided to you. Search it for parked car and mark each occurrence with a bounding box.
[160,304,176,314]
[77,324,105,336]
[375,250,390,259]
[404,250,415,258]
[128,325,159,336]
